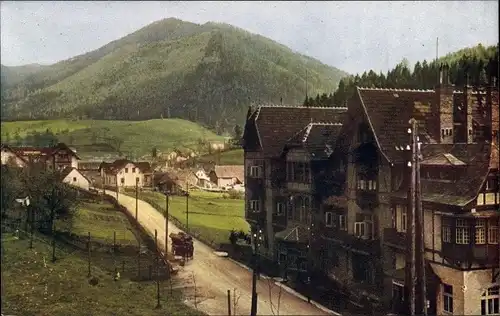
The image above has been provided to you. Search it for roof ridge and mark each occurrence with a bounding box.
[259,105,347,110]
[302,124,314,142]
[309,122,343,126]
[358,86,434,93]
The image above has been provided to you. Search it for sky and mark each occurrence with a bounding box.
[1,1,498,74]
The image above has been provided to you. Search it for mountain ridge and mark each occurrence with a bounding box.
[1,18,348,130]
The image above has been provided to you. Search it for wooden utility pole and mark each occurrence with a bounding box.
[135,177,139,220]
[415,121,427,316]
[250,227,261,316]
[307,212,313,303]
[227,289,232,316]
[155,229,161,309]
[406,119,417,316]
[165,192,169,254]
[185,183,189,233]
[88,232,92,277]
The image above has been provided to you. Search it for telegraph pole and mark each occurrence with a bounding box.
[307,213,314,303]
[250,227,262,316]
[406,119,417,316]
[135,177,139,220]
[185,183,189,233]
[165,191,169,254]
[414,119,427,316]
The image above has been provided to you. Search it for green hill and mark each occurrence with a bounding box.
[1,119,224,160]
[1,18,348,132]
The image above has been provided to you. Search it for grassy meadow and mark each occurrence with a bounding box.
[1,119,224,159]
[1,196,203,316]
[133,190,249,246]
[193,148,244,165]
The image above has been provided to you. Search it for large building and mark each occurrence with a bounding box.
[242,67,499,315]
[1,142,80,170]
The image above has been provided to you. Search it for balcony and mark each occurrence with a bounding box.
[245,209,265,224]
[442,243,499,267]
[321,228,381,256]
[383,228,406,250]
[356,190,379,209]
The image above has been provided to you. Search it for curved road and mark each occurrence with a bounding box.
[107,190,331,316]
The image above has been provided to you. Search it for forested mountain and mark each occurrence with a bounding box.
[303,44,499,108]
[0,18,348,132]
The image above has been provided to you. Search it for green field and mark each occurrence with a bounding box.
[194,148,244,165]
[135,190,249,246]
[1,119,224,159]
[1,197,203,316]
[57,197,137,244]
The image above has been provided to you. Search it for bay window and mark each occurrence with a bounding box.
[442,218,452,243]
[481,286,499,315]
[488,219,498,244]
[475,219,486,244]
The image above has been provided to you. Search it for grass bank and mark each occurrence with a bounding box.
[1,196,204,316]
[128,190,249,247]
[1,119,223,159]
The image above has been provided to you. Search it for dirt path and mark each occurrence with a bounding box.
[106,191,331,315]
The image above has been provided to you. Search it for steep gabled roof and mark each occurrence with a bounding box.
[60,167,91,183]
[285,122,343,159]
[212,165,244,182]
[99,159,151,174]
[392,143,495,207]
[421,153,467,166]
[243,104,347,157]
[1,144,28,164]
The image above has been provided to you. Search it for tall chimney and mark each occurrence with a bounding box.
[434,64,454,144]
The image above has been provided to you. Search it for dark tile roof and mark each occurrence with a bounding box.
[212,165,244,182]
[244,104,348,157]
[286,122,343,159]
[356,87,436,163]
[7,143,80,160]
[392,143,494,207]
[357,87,499,163]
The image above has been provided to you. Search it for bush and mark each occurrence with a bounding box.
[226,189,243,200]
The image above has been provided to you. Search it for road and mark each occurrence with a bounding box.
[106,190,331,316]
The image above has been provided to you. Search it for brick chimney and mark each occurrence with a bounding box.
[433,64,454,144]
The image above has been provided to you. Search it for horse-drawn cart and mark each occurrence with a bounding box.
[169,232,194,260]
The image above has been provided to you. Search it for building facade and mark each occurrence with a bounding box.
[99,159,152,188]
[242,68,499,314]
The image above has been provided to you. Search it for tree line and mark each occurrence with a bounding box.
[2,128,59,147]
[304,44,499,108]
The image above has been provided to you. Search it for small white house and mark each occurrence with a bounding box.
[1,144,27,168]
[61,167,91,191]
[99,159,152,188]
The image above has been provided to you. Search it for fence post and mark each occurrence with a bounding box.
[88,232,91,277]
[227,289,232,316]
[138,239,141,279]
[155,229,161,309]
[113,231,118,278]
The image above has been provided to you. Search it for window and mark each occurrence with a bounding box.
[325,212,333,227]
[456,219,470,244]
[441,129,445,138]
[399,205,407,232]
[443,284,453,314]
[391,207,397,228]
[287,202,293,220]
[469,128,473,136]
[125,168,128,173]
[132,167,136,173]
[276,202,285,216]
[354,222,366,238]
[442,221,452,243]
[121,178,125,184]
[339,215,347,231]
[249,166,261,178]
[475,219,486,244]
[481,286,500,315]
[489,219,498,244]
[73,177,77,182]
[249,200,260,212]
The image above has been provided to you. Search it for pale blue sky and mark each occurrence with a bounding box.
[1,1,498,74]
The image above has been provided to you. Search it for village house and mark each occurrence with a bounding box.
[1,142,79,170]
[1,144,27,167]
[242,66,499,315]
[194,168,211,187]
[155,169,197,194]
[60,167,91,190]
[209,165,245,188]
[99,159,152,189]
